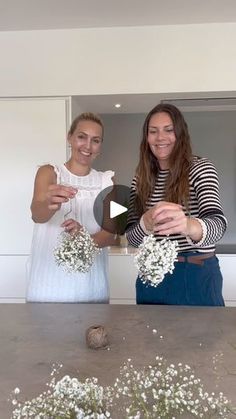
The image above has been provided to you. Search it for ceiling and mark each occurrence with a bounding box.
[1,0,236,31]
[72,93,236,114]
[2,1,236,113]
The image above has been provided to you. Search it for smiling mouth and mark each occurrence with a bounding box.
[155,144,170,148]
[80,151,91,156]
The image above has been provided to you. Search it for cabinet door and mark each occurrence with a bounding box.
[109,256,137,304]
[0,97,69,300]
[0,256,27,302]
[219,255,236,306]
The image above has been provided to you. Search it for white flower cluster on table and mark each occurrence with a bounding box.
[11,364,112,419]
[114,357,233,418]
[54,228,100,274]
[134,235,178,287]
[11,357,234,418]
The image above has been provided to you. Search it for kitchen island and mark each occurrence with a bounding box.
[0,304,236,417]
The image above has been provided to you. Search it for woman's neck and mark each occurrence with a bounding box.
[65,160,91,176]
[158,160,170,170]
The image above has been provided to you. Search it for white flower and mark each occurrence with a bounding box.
[13,387,20,395]
[10,357,232,419]
[11,367,113,418]
[134,235,178,287]
[54,228,100,274]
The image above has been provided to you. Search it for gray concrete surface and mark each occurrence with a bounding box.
[1,304,236,418]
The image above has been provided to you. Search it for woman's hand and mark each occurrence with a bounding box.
[142,201,182,232]
[150,201,187,235]
[143,201,203,241]
[61,218,82,235]
[31,165,78,223]
[46,184,77,211]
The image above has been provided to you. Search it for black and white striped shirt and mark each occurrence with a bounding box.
[126,157,227,253]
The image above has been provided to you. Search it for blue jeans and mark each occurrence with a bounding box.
[136,253,225,306]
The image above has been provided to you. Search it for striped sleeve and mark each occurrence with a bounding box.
[126,158,227,251]
[188,158,227,247]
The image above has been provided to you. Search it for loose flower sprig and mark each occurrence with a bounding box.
[11,358,234,418]
[113,357,232,418]
[11,364,112,418]
[54,227,100,274]
[134,235,178,287]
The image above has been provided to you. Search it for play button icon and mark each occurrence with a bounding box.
[110,201,127,219]
[93,184,131,235]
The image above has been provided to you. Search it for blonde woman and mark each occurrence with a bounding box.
[27,113,115,303]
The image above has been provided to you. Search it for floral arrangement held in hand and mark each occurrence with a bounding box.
[134,235,178,287]
[11,357,234,418]
[54,227,100,274]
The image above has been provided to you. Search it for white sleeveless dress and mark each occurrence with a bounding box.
[26,164,114,303]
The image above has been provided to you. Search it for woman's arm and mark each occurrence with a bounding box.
[92,176,118,248]
[148,159,227,246]
[186,158,227,246]
[126,160,227,247]
[31,165,77,223]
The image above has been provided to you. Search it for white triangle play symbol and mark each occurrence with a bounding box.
[110,201,128,219]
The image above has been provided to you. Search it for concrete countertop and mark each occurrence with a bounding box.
[0,304,236,417]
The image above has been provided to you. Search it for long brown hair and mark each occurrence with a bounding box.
[135,103,193,215]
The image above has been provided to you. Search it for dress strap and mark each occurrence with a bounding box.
[102,170,115,189]
[52,164,61,184]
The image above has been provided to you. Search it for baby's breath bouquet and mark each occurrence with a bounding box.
[113,357,232,418]
[11,358,234,418]
[134,235,178,287]
[54,227,100,274]
[11,365,112,419]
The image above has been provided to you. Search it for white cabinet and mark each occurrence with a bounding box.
[0,97,70,302]
[1,250,235,305]
[109,254,137,304]
[0,256,27,302]
[219,255,236,306]
[108,252,236,306]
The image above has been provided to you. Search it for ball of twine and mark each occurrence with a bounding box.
[85,325,109,349]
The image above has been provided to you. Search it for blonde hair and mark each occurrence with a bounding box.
[68,112,104,137]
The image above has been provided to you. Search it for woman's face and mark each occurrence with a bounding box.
[147,112,176,169]
[68,120,103,167]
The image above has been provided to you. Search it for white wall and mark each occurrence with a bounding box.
[185,111,236,245]
[0,23,236,96]
[0,97,69,302]
[0,97,69,255]
[94,114,142,185]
